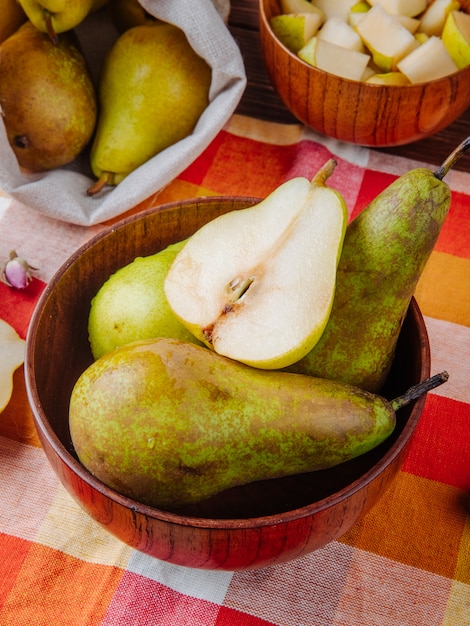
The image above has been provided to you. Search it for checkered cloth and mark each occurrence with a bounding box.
[1,115,469,625]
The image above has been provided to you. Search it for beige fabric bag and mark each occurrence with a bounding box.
[0,0,246,225]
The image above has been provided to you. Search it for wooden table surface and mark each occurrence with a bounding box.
[228,0,470,172]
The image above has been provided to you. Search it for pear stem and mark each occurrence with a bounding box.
[390,371,449,412]
[44,10,59,45]
[87,172,112,196]
[312,159,337,186]
[434,137,470,181]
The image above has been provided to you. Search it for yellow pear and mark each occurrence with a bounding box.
[87,22,212,195]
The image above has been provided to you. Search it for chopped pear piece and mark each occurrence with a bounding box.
[318,16,366,51]
[361,64,377,80]
[357,5,419,71]
[281,0,326,20]
[0,319,25,413]
[396,15,420,34]
[366,71,410,84]
[415,32,429,44]
[312,0,358,21]
[397,35,459,82]
[299,36,371,79]
[271,13,323,53]
[348,11,367,27]
[442,10,470,68]
[368,0,427,17]
[418,0,461,37]
[350,0,371,12]
[164,161,348,370]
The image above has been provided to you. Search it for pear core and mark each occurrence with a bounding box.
[164,162,348,369]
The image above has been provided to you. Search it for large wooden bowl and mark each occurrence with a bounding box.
[259,0,470,147]
[25,197,430,570]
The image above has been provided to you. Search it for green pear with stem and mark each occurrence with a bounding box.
[87,22,211,195]
[287,137,470,392]
[69,336,448,510]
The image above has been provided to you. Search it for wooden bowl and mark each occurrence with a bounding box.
[259,0,470,147]
[25,197,430,570]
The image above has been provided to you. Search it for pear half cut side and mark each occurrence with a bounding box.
[164,160,347,369]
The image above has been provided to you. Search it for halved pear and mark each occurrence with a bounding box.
[357,4,419,71]
[0,319,25,413]
[164,161,348,370]
[397,35,458,81]
[270,12,323,53]
[299,37,371,79]
[442,10,470,69]
[318,16,366,51]
[418,0,461,37]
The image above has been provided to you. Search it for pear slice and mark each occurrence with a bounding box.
[164,161,348,370]
[348,12,367,28]
[397,35,459,82]
[396,15,421,34]
[270,13,323,53]
[280,0,326,20]
[368,0,427,18]
[442,10,470,69]
[299,37,371,80]
[0,319,25,413]
[356,4,419,71]
[313,0,359,21]
[418,0,461,37]
[318,16,366,51]
[366,71,410,84]
[350,0,371,12]
[348,1,370,28]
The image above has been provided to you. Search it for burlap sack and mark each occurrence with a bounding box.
[0,0,246,225]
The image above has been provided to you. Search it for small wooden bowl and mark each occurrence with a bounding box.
[25,197,430,570]
[259,0,470,147]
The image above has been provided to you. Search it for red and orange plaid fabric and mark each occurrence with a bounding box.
[0,115,469,625]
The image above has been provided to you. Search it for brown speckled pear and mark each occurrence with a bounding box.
[287,138,470,392]
[0,22,97,171]
[69,337,398,511]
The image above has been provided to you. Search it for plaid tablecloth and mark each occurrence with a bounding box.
[0,114,469,625]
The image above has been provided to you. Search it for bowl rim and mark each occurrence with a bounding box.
[25,196,431,530]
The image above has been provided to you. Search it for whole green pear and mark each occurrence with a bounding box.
[87,22,212,195]
[69,337,397,510]
[0,22,97,171]
[286,145,466,392]
[88,240,202,360]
